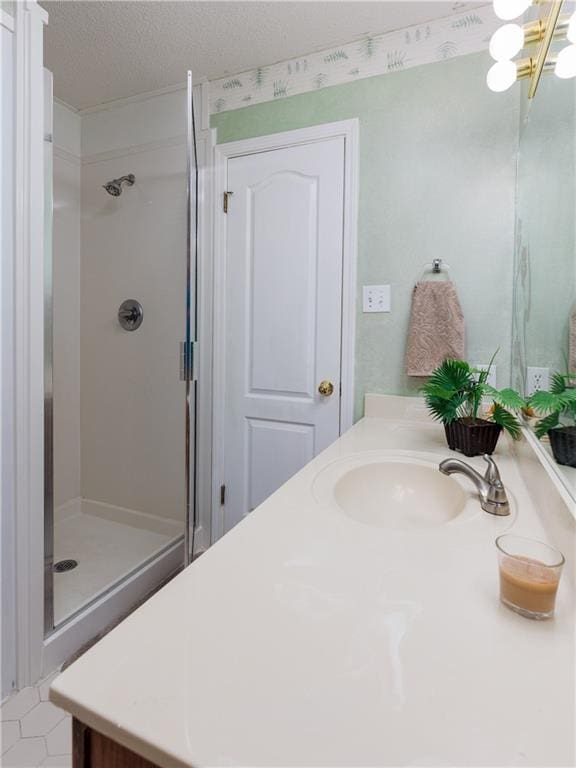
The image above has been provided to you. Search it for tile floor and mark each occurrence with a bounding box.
[54,510,176,624]
[1,673,71,767]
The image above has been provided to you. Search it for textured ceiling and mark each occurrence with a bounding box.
[41,1,487,110]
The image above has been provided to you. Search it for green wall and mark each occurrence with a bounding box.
[212,52,520,420]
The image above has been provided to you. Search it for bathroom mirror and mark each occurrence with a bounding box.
[513,75,576,506]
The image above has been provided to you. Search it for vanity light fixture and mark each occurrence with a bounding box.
[486,55,559,92]
[487,0,574,97]
[487,58,532,91]
[489,24,526,60]
[493,0,534,21]
[554,12,576,79]
[555,43,576,77]
[487,59,522,90]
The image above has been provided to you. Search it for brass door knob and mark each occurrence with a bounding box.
[318,380,334,397]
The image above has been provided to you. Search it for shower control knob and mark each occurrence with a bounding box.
[118,299,143,331]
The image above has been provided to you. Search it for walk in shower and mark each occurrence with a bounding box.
[43,72,199,633]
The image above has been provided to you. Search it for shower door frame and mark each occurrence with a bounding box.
[43,93,191,641]
[41,78,201,634]
[185,70,198,566]
[43,68,55,637]
[40,74,206,636]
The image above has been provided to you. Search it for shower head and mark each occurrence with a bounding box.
[103,174,135,197]
[103,181,122,196]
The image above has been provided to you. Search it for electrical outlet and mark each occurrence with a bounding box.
[474,364,497,388]
[526,367,549,396]
[363,285,391,313]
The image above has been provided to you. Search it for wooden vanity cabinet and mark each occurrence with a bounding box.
[73,719,164,768]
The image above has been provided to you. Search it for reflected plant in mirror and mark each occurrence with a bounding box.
[530,372,576,468]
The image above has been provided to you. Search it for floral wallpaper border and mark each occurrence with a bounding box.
[210,4,498,115]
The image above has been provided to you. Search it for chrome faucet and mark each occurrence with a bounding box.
[439,454,510,516]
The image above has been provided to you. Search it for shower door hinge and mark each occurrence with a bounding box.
[179,341,197,382]
[223,191,233,213]
[220,484,226,505]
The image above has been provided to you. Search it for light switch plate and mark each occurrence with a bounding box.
[474,364,497,388]
[363,284,391,313]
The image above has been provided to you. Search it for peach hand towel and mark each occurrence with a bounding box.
[406,281,465,376]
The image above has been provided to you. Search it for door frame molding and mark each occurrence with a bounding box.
[211,119,359,542]
[11,0,49,689]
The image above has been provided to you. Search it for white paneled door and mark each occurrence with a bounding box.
[223,137,345,532]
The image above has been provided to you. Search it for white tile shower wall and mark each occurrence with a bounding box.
[50,89,200,525]
[80,84,203,158]
[52,103,81,510]
[53,101,81,157]
[80,140,188,522]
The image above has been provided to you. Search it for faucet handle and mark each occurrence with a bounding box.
[483,454,502,486]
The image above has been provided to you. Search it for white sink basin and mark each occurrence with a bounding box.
[313,453,468,530]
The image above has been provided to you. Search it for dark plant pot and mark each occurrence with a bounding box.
[549,426,576,468]
[444,418,502,457]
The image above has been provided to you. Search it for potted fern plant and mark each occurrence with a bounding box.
[423,358,524,457]
[529,372,576,468]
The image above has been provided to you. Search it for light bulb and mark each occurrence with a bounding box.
[487,60,518,91]
[493,0,532,21]
[489,24,525,60]
[567,12,576,45]
[555,45,576,79]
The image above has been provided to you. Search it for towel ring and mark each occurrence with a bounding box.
[419,258,451,280]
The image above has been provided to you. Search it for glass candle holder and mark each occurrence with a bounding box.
[496,534,565,620]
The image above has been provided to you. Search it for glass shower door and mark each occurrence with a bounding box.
[44,71,199,632]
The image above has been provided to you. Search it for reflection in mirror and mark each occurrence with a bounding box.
[513,74,576,501]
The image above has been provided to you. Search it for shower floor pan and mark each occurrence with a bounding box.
[53,498,183,626]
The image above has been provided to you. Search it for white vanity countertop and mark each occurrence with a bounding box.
[51,403,575,767]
